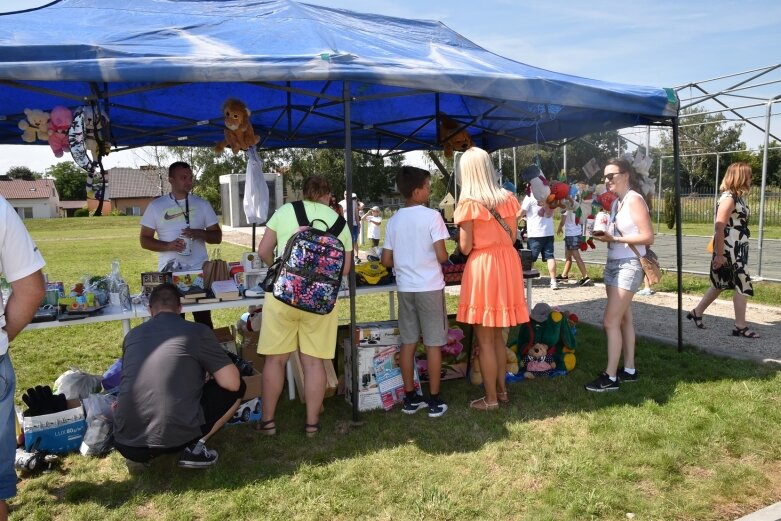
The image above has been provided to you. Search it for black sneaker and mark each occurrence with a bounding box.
[427,396,448,418]
[585,373,619,392]
[555,274,568,281]
[577,277,592,286]
[617,368,638,383]
[178,444,219,469]
[401,393,427,414]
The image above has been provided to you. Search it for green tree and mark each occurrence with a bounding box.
[6,165,42,180]
[46,162,88,200]
[658,107,744,193]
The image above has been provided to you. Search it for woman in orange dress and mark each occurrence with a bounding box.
[454,147,529,410]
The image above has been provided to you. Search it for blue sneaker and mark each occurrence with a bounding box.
[401,393,427,414]
[427,396,448,418]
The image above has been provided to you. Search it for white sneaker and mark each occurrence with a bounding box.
[550,281,559,290]
[636,288,655,296]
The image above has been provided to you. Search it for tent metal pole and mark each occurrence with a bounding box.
[758,95,781,277]
[344,81,360,422]
[672,118,683,352]
[656,158,662,234]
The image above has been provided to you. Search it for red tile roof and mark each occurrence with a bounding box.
[0,179,57,199]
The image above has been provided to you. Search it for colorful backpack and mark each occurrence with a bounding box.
[270,201,346,314]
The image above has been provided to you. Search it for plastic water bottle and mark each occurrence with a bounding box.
[180,235,192,256]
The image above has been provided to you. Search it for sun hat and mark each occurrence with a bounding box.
[371,206,380,211]
[530,302,551,323]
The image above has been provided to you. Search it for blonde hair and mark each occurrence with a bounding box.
[457,147,507,208]
[720,162,752,197]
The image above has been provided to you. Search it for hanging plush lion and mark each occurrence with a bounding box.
[215,98,260,154]
[437,113,474,158]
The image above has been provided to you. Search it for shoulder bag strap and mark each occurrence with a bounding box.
[292,200,309,226]
[328,214,347,237]
[487,206,513,239]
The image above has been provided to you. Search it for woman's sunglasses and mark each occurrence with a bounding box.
[604,171,625,181]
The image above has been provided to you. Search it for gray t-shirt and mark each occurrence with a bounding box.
[114,312,232,448]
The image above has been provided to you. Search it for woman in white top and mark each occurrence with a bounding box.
[585,159,654,392]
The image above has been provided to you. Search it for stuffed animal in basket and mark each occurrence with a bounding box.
[522,343,556,379]
[438,113,474,158]
[215,98,260,154]
[18,108,50,143]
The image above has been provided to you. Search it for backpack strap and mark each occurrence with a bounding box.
[292,200,309,226]
[328,214,347,237]
[292,199,347,236]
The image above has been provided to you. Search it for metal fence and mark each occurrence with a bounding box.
[652,191,781,226]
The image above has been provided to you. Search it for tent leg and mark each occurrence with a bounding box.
[344,81,360,423]
[672,118,683,353]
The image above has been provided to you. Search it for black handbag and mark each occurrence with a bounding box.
[261,258,282,292]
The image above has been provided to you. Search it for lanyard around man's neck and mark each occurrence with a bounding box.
[170,193,190,225]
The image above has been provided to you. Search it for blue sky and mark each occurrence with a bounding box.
[2,0,780,174]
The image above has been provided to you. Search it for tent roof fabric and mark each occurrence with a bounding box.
[0,0,678,154]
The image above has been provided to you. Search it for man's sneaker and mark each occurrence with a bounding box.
[577,277,592,286]
[584,373,620,392]
[401,393,428,414]
[178,444,219,469]
[617,368,639,383]
[427,396,448,418]
[636,288,655,296]
[555,274,568,281]
[550,280,559,290]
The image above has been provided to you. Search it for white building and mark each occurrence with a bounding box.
[0,177,60,219]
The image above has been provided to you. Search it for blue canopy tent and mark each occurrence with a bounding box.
[0,0,684,417]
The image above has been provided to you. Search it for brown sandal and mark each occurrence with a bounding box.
[253,418,276,436]
[469,397,499,410]
[497,391,509,404]
[732,326,760,339]
[686,309,705,329]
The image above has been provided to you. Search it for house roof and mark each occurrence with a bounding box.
[107,167,170,199]
[0,179,57,200]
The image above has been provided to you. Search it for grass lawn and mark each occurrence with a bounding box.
[8,216,781,520]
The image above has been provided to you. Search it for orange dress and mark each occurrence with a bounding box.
[454,195,529,327]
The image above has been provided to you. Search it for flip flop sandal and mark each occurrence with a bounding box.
[304,422,321,438]
[253,418,276,436]
[686,309,705,329]
[497,392,510,404]
[732,326,760,339]
[469,397,499,411]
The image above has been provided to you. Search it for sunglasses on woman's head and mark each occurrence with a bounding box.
[604,171,625,181]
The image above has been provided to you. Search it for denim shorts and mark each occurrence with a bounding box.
[603,257,644,292]
[0,354,16,500]
[564,235,581,251]
[527,236,555,261]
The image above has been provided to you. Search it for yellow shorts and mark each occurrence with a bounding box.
[257,294,339,359]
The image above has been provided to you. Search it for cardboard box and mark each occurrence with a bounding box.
[214,326,238,355]
[23,399,85,454]
[343,339,420,412]
[242,368,262,400]
[354,320,401,347]
[289,352,338,403]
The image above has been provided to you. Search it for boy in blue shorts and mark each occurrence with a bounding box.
[381,167,450,417]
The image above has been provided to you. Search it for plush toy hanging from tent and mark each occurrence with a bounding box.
[47,105,73,158]
[437,113,474,158]
[18,108,50,143]
[214,98,260,154]
[68,105,111,199]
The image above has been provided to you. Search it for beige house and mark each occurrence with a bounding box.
[0,177,60,219]
[106,166,170,215]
